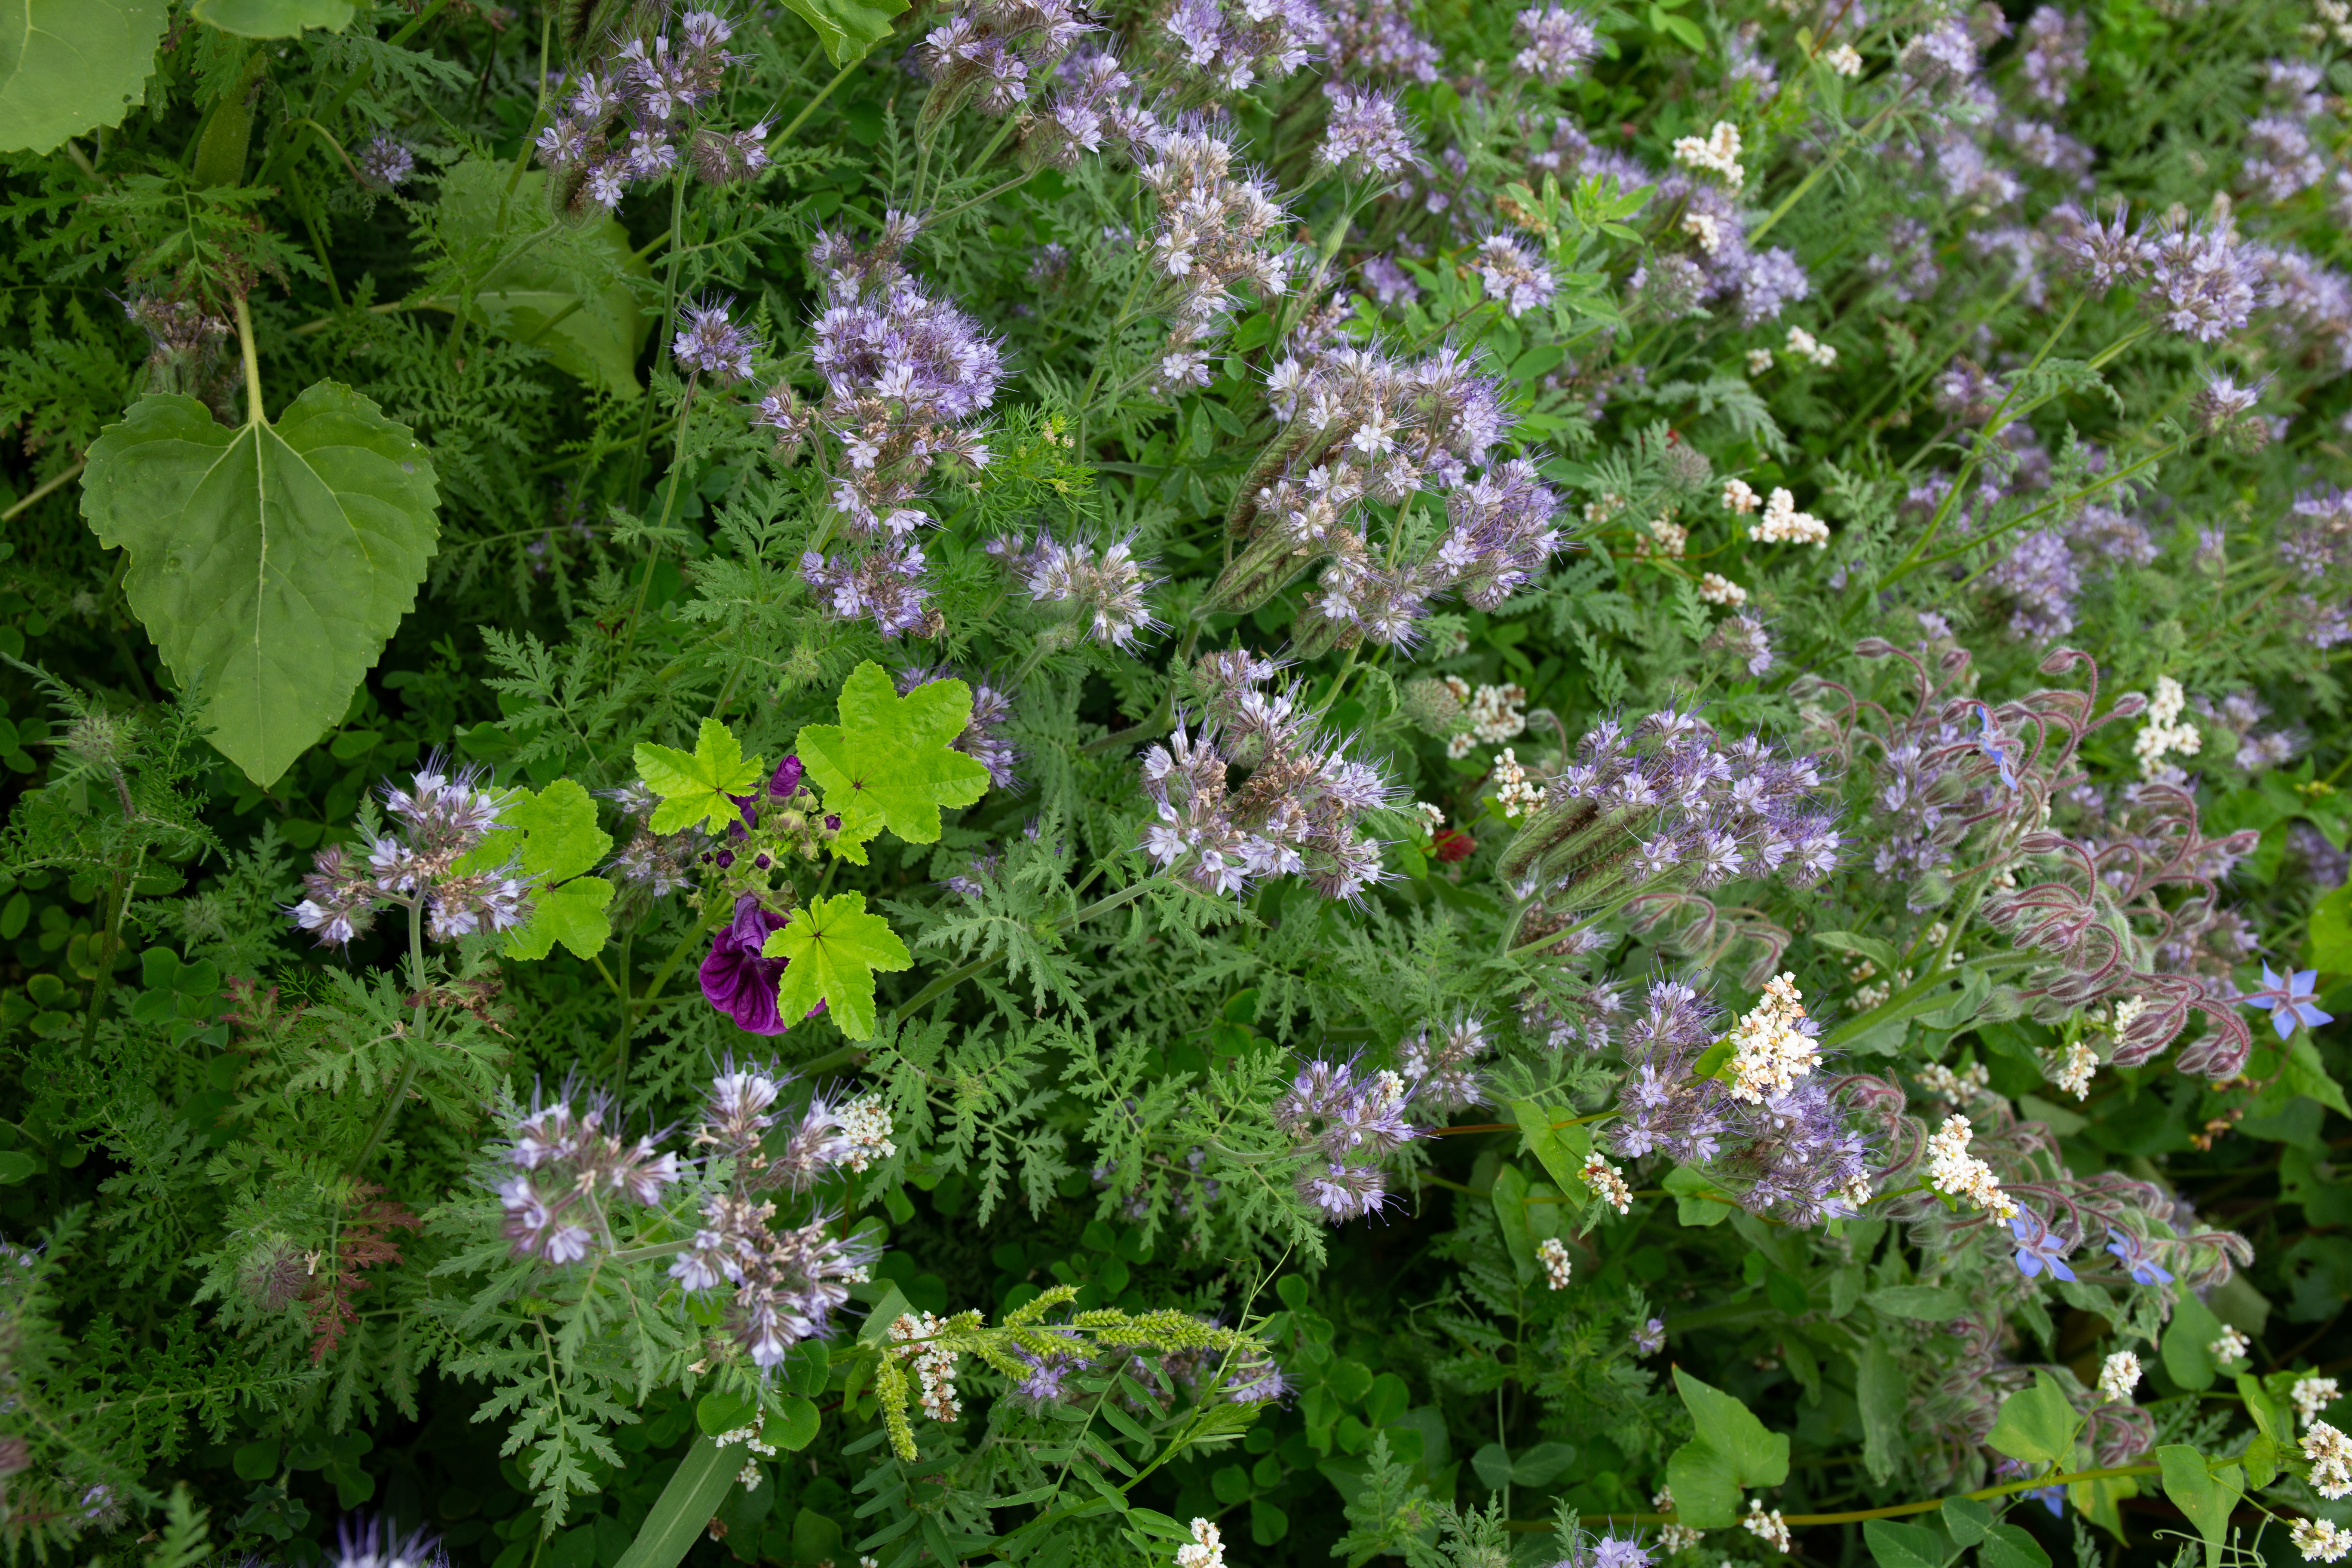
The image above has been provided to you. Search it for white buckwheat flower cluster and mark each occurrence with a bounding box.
[2046,1038,2099,1099]
[888,1311,963,1422]
[1176,1518,1225,1568]
[1672,121,1746,192]
[1784,326,1837,367]
[1537,1236,1573,1289]
[2097,1349,2142,1401]
[1722,478,1760,514]
[1492,748,1544,817]
[1742,1500,1792,1553]
[1726,974,1821,1103]
[1753,487,1830,545]
[1926,1115,2018,1218]
[839,1094,897,1172]
[1582,1150,1634,1214]
[1699,572,1749,607]
[2295,1375,2343,1429]
[1824,42,1864,74]
[2208,1325,2251,1363]
[2303,1420,2352,1499]
[2294,1519,2352,1562]
[2132,675,2204,779]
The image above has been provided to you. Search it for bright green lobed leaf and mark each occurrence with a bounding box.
[762,891,911,1040]
[637,719,763,835]
[0,0,165,153]
[80,386,441,786]
[794,662,989,852]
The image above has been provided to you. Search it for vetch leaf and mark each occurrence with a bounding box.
[795,662,989,854]
[80,386,440,786]
[636,719,763,835]
[1862,1520,1947,1568]
[1986,1371,2083,1465]
[763,892,911,1040]
[778,0,908,64]
[0,0,165,153]
[1940,1497,1991,1546]
[1978,1523,2052,1568]
[189,0,352,35]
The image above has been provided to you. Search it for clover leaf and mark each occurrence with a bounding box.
[635,719,763,835]
[761,892,911,1041]
[794,662,989,864]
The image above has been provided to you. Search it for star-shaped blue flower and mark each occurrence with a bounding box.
[2009,1211,2076,1281]
[2105,1225,2173,1287]
[2245,964,2334,1041]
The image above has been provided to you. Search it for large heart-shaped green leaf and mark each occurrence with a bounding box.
[428,157,651,398]
[0,0,167,154]
[80,386,440,786]
[189,0,352,35]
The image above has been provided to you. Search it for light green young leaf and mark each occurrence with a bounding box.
[778,0,909,64]
[762,892,911,1040]
[1861,1519,1945,1568]
[2156,1445,2242,1568]
[637,719,763,835]
[1663,1369,1788,1527]
[454,779,615,960]
[795,662,989,856]
[1986,1371,2083,1465]
[189,0,352,35]
[2161,1289,2229,1391]
[0,0,165,153]
[80,386,441,786]
[427,158,652,398]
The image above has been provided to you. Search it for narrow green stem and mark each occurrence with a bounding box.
[768,58,860,151]
[234,296,264,426]
[351,899,433,1173]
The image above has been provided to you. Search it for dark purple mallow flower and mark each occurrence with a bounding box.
[725,756,808,840]
[699,894,824,1035]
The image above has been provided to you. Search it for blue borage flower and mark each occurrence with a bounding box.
[2245,962,2335,1039]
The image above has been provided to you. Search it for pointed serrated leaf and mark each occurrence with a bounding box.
[762,892,911,1040]
[777,0,908,64]
[0,0,166,153]
[190,0,352,34]
[80,387,440,786]
[795,662,989,848]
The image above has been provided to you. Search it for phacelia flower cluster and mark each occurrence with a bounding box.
[1212,340,1562,654]
[1137,649,1395,902]
[497,1086,681,1263]
[762,214,1004,639]
[1593,977,1877,1225]
[1274,1055,1418,1221]
[666,1065,886,1369]
[290,759,533,946]
[533,12,770,215]
[1137,120,1295,391]
[1499,708,1841,948]
[986,530,1162,651]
